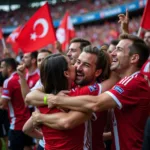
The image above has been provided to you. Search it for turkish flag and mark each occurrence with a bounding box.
[0,28,3,40]
[16,2,56,53]
[56,11,76,51]
[6,26,22,54]
[140,0,150,30]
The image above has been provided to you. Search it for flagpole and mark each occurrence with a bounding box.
[1,38,7,49]
[137,27,142,37]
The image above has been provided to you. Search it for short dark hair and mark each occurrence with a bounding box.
[1,58,17,71]
[83,45,111,81]
[38,49,52,54]
[120,33,150,68]
[70,38,91,52]
[40,53,69,94]
[31,51,38,59]
[110,39,119,46]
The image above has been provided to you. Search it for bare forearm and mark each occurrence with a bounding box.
[36,111,90,130]
[51,94,117,112]
[38,113,68,130]
[20,77,30,99]
[101,71,120,93]
[25,90,45,106]
[52,95,98,113]
[23,117,43,139]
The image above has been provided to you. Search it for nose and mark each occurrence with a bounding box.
[76,64,83,71]
[67,50,71,57]
[111,49,117,56]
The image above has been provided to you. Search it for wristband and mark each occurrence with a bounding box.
[43,95,48,105]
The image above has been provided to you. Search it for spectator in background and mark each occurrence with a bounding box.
[67,38,91,65]
[0,61,9,150]
[0,58,31,150]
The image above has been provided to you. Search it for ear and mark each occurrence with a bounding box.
[95,69,102,78]
[130,54,139,64]
[64,70,69,78]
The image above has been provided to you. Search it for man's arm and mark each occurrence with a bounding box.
[0,98,9,109]
[23,117,43,139]
[101,71,120,93]
[25,89,46,106]
[17,64,30,99]
[32,110,91,130]
[48,93,117,113]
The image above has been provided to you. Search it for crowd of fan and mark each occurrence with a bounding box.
[0,15,141,59]
[0,0,131,27]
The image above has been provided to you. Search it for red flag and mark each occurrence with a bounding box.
[140,0,150,30]
[6,26,22,54]
[16,2,56,53]
[0,28,3,39]
[56,11,76,51]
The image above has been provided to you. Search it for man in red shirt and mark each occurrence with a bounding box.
[22,52,39,91]
[0,58,31,150]
[45,34,150,150]
[26,46,118,149]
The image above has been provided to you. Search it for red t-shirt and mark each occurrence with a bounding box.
[26,69,40,89]
[1,72,30,130]
[72,83,107,150]
[106,71,150,150]
[38,83,107,150]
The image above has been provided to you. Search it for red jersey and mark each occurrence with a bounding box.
[106,71,150,150]
[72,84,107,150]
[26,68,40,89]
[38,83,107,150]
[1,72,30,130]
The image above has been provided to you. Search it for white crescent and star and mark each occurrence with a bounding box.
[30,18,49,41]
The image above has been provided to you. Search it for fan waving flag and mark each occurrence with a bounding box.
[56,11,76,51]
[6,26,22,54]
[140,0,150,30]
[16,2,56,53]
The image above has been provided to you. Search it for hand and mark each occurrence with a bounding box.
[3,48,10,57]
[118,9,129,34]
[17,64,26,78]
[32,111,41,127]
[57,90,70,96]
[47,94,58,109]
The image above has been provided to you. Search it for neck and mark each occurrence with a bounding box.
[27,66,37,74]
[8,71,15,77]
[118,67,140,78]
[78,80,96,87]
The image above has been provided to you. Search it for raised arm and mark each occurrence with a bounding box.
[118,9,129,34]
[101,71,120,93]
[17,64,30,99]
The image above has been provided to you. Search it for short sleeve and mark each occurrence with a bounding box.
[70,83,101,96]
[105,77,140,109]
[1,79,13,100]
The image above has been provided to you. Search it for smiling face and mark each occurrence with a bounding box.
[67,42,81,65]
[74,52,100,86]
[110,39,133,73]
